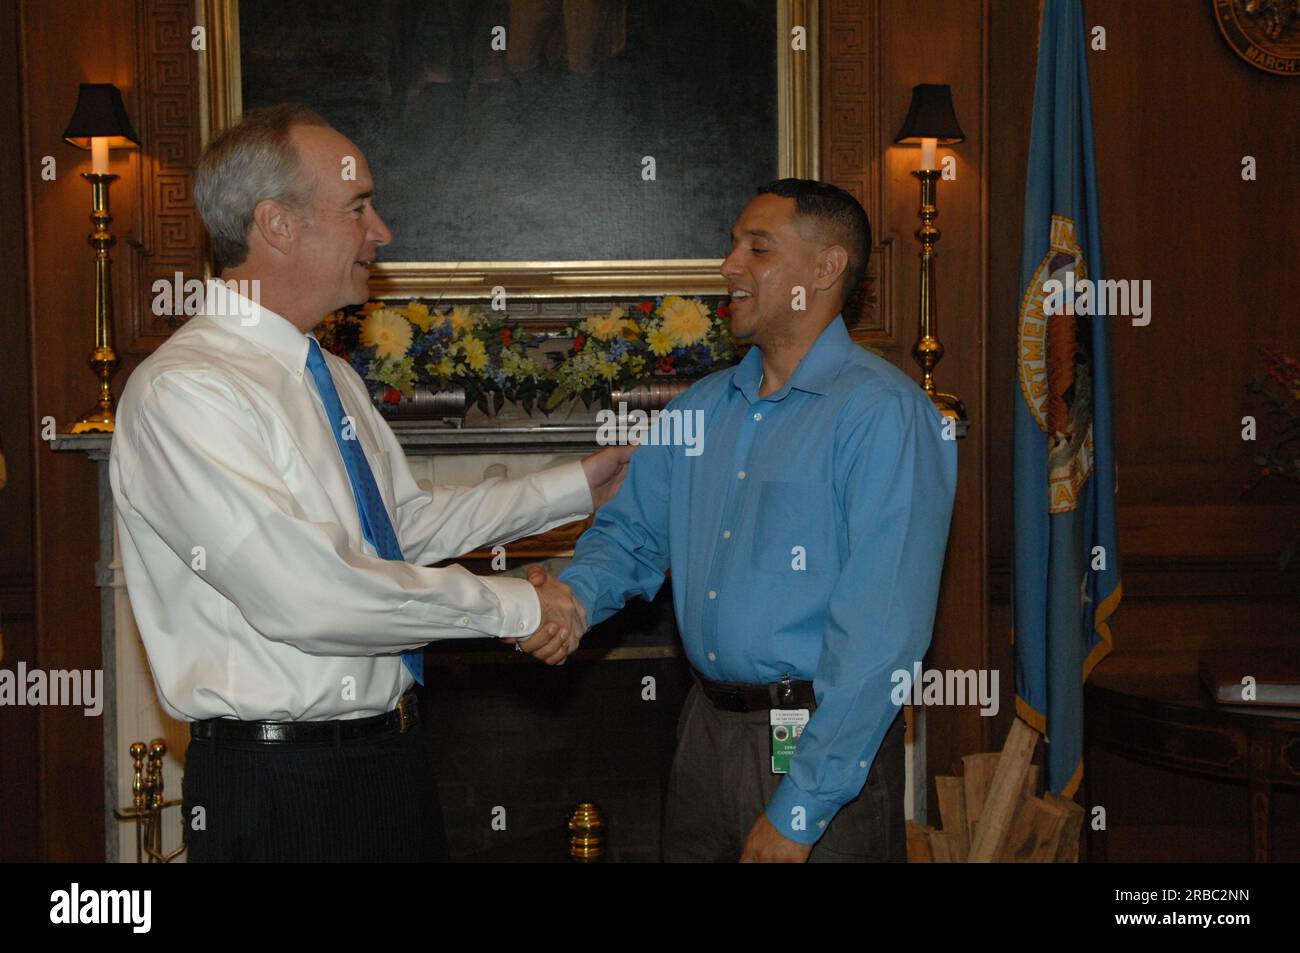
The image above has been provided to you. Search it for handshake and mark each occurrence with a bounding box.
[503,565,587,666]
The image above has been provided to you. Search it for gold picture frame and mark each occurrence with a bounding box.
[197,0,820,300]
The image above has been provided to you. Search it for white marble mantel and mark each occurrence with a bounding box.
[51,424,601,862]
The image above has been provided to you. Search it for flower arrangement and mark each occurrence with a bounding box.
[316,294,735,417]
[315,301,550,416]
[545,295,736,409]
[1244,344,1300,598]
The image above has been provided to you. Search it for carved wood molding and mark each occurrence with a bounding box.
[820,0,895,350]
[125,0,205,353]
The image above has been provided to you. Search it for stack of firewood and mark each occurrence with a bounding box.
[907,717,1084,862]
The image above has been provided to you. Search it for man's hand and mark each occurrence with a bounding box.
[503,567,587,665]
[581,444,635,509]
[740,814,813,863]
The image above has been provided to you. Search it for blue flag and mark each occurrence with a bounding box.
[1013,0,1122,797]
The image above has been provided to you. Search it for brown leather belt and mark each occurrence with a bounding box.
[190,692,419,744]
[695,671,816,712]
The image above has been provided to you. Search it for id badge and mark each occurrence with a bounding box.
[769,708,810,774]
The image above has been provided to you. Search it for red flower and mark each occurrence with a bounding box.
[637,301,654,314]
[383,387,403,405]
[716,304,730,318]
[499,328,513,345]
[573,334,586,352]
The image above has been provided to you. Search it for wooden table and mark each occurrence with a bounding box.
[1085,648,1300,862]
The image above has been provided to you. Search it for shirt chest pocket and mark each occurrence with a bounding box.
[751,479,839,576]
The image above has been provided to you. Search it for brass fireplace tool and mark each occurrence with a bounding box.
[114,739,186,863]
[568,802,605,862]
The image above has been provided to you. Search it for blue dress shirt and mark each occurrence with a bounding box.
[560,316,957,845]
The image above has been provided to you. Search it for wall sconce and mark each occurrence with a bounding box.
[895,83,968,430]
[62,83,140,434]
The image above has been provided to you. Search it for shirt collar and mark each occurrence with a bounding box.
[202,279,311,377]
[732,314,852,402]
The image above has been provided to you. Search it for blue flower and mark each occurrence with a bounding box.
[349,349,372,378]
[411,334,437,359]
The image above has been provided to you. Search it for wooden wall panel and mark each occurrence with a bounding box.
[823,0,991,816]
[125,0,203,352]
[0,0,39,864]
[21,0,141,862]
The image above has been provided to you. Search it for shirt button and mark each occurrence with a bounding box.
[818,819,827,829]
[753,412,762,421]
[860,760,868,769]
[707,652,717,662]
[517,621,526,631]
[459,617,469,626]
[708,590,717,600]
[722,530,731,539]
[738,470,746,480]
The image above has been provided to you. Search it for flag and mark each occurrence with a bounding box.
[1013,0,1122,797]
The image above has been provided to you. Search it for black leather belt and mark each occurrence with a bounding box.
[190,692,419,744]
[695,671,816,712]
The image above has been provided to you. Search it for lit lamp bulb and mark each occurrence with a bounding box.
[920,137,937,171]
[91,137,109,175]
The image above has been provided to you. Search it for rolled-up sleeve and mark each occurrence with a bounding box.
[765,391,957,845]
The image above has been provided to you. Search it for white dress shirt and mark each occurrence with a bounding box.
[109,284,592,722]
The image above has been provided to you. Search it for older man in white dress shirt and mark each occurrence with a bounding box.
[109,103,618,861]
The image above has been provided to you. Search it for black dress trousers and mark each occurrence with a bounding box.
[181,691,448,863]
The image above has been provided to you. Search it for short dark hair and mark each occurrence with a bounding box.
[756,178,872,317]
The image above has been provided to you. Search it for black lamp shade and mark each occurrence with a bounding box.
[894,84,965,144]
[63,83,140,150]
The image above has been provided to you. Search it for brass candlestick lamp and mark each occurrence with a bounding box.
[62,83,140,434]
[895,84,968,430]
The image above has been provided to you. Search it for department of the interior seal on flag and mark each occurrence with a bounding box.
[1018,214,1095,515]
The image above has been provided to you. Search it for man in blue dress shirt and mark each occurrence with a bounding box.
[528,180,957,861]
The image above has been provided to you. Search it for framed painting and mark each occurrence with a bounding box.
[198,0,819,299]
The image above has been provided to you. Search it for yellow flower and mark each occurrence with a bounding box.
[647,327,675,356]
[659,295,711,346]
[583,312,638,342]
[596,360,620,381]
[447,305,482,333]
[403,301,434,332]
[361,300,384,315]
[436,357,456,378]
[458,336,488,371]
[361,308,414,360]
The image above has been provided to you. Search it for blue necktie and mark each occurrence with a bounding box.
[305,336,423,684]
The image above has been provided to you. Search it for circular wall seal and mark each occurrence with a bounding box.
[1213,0,1300,76]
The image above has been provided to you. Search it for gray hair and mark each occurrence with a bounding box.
[194,103,330,272]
